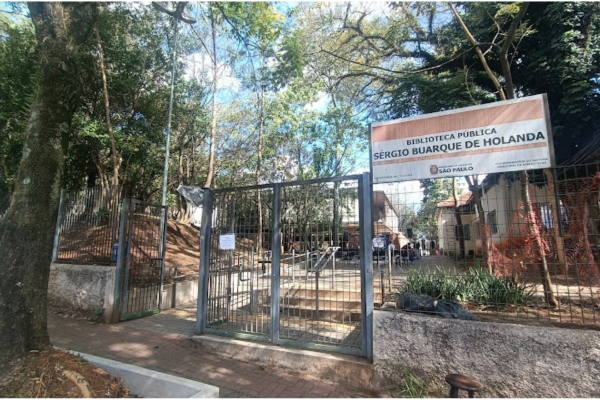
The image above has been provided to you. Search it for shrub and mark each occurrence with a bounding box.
[402,267,462,301]
[398,267,535,306]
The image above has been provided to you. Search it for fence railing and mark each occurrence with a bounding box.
[372,163,600,329]
[53,186,122,265]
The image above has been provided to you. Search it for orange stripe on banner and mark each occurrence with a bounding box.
[372,142,548,166]
[372,100,543,142]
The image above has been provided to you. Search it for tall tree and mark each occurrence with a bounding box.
[450,2,558,306]
[0,2,95,371]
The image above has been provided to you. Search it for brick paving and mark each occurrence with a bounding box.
[48,313,372,398]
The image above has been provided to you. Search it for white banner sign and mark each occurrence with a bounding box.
[371,95,555,183]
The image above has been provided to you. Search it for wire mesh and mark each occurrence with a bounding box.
[55,186,122,265]
[122,200,167,319]
[279,179,363,350]
[372,163,600,329]
[205,187,274,337]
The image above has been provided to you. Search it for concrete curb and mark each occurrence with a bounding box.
[192,335,374,391]
[67,351,219,398]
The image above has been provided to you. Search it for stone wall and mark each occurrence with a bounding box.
[373,310,600,397]
[48,263,116,323]
[48,263,199,322]
[161,279,198,310]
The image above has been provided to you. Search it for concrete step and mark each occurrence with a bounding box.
[259,305,362,323]
[278,297,362,311]
[281,287,364,301]
[191,335,375,395]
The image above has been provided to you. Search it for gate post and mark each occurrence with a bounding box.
[112,198,130,323]
[120,200,137,317]
[270,183,282,344]
[51,189,66,262]
[358,172,374,361]
[196,188,214,335]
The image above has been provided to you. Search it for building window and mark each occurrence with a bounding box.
[488,211,498,235]
[536,203,553,229]
[454,224,470,240]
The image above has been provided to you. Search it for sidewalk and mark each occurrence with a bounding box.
[48,313,371,398]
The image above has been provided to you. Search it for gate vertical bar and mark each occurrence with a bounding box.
[51,189,66,262]
[158,205,168,311]
[121,200,137,317]
[196,188,214,334]
[112,198,130,323]
[270,183,282,344]
[359,172,374,361]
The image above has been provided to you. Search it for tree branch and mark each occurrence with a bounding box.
[499,2,529,99]
[449,2,506,100]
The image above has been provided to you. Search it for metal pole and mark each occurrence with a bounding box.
[269,183,282,344]
[111,198,130,323]
[250,246,254,313]
[315,271,320,321]
[292,249,295,283]
[387,244,392,291]
[158,205,168,311]
[359,172,374,362]
[306,250,309,280]
[196,189,214,334]
[121,200,136,318]
[51,189,66,263]
[161,19,179,207]
[332,251,336,289]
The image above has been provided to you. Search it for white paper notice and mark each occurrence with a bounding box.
[219,234,236,250]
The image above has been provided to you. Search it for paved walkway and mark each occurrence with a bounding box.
[48,313,371,398]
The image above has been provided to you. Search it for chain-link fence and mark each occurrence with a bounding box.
[372,163,600,328]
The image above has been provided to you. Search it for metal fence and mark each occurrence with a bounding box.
[372,163,600,328]
[197,174,373,357]
[204,186,275,338]
[53,186,122,265]
[120,200,168,320]
[278,179,364,351]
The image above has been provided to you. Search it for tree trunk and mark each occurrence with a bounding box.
[0,2,92,372]
[543,168,568,274]
[474,190,491,273]
[520,171,559,307]
[204,8,218,188]
[466,176,491,272]
[95,24,119,186]
[453,177,466,259]
[177,137,192,224]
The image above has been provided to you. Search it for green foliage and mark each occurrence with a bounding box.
[461,268,536,305]
[93,304,104,316]
[0,13,36,193]
[399,267,535,305]
[415,178,453,239]
[387,366,435,398]
[402,267,463,301]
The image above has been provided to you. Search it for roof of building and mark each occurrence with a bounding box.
[436,192,473,208]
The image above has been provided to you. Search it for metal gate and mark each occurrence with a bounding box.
[196,174,373,359]
[119,200,168,320]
